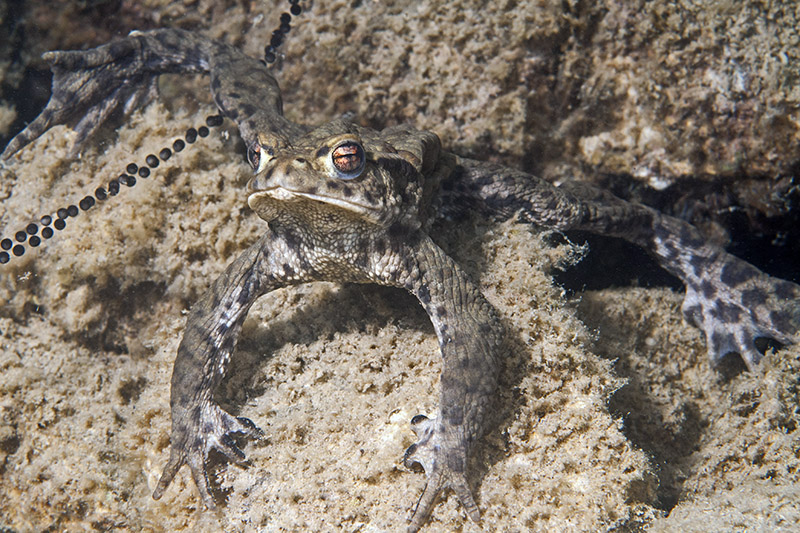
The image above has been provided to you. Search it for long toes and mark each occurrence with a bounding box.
[407,471,480,532]
[220,433,248,463]
[153,444,219,509]
[452,476,481,524]
[153,407,262,506]
[683,265,800,370]
[153,449,185,500]
[404,414,481,530]
[408,473,444,533]
[186,450,218,510]
[235,416,264,439]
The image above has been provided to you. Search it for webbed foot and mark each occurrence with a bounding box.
[403,414,480,532]
[682,253,800,370]
[2,37,160,160]
[153,403,263,508]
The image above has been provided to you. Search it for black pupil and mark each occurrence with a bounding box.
[332,143,363,174]
[248,145,260,169]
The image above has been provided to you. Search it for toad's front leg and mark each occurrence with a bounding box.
[152,231,311,507]
[396,235,504,532]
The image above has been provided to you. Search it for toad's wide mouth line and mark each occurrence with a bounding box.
[247,187,378,214]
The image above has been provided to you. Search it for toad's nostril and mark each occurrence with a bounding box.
[248,166,276,192]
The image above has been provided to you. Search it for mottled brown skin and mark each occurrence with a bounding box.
[3,29,799,531]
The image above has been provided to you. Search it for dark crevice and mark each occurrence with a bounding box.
[1,66,52,149]
[0,1,50,152]
[609,387,708,512]
[554,171,800,294]
[553,231,683,294]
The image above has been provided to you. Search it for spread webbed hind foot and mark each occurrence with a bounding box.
[681,253,800,369]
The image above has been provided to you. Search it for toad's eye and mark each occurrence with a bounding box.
[247,143,271,174]
[247,143,260,170]
[331,141,365,179]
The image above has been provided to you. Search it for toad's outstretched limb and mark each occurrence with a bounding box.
[440,159,800,370]
[1,29,306,161]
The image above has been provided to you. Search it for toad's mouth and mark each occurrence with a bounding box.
[247,185,378,217]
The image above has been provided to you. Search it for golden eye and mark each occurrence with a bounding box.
[247,143,261,169]
[247,142,270,174]
[331,141,365,179]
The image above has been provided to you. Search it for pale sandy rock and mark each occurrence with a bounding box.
[0,1,798,531]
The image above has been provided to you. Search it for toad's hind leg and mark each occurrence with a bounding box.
[557,179,799,368]
[444,159,800,369]
[2,28,306,161]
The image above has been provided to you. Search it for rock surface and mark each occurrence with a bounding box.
[1,1,798,531]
